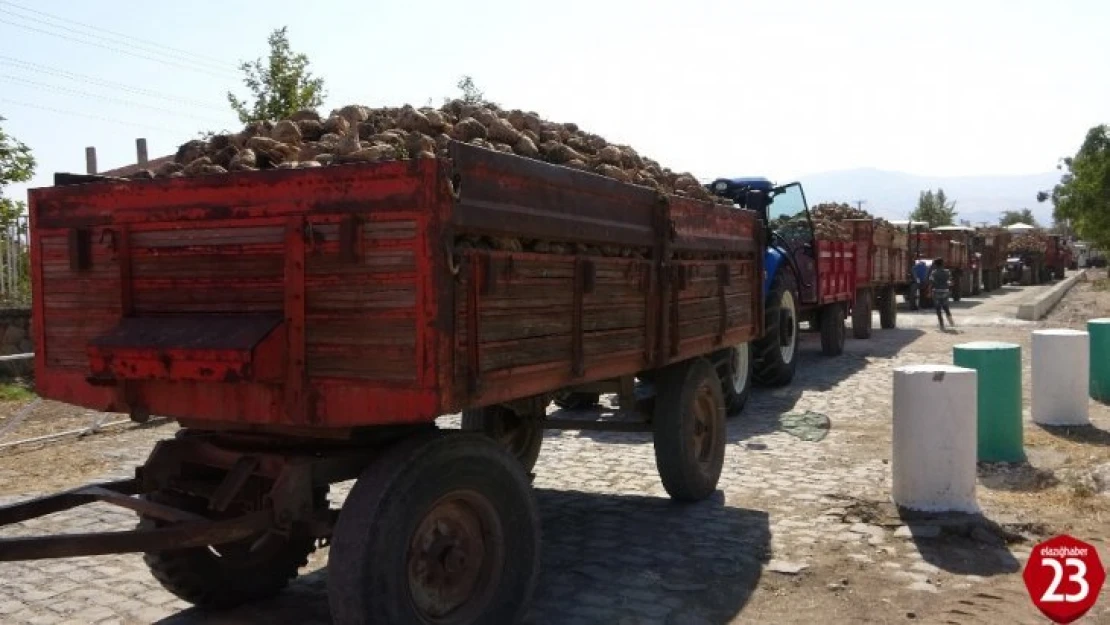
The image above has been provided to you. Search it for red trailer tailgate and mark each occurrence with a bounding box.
[816,240,857,304]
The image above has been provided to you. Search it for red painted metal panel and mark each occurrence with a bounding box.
[816,240,857,304]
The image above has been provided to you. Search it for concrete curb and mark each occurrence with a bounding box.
[1016,269,1086,321]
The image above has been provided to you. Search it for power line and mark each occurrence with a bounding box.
[0,97,171,131]
[0,55,228,112]
[0,8,232,74]
[0,74,229,126]
[0,0,232,69]
[0,17,239,80]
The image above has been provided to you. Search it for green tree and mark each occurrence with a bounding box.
[449,75,494,107]
[0,115,35,224]
[910,188,957,227]
[1038,124,1110,249]
[999,208,1039,227]
[227,27,326,124]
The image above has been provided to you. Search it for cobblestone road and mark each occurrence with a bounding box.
[1,283,1108,624]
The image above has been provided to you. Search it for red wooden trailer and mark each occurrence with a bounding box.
[0,142,764,624]
[844,219,908,337]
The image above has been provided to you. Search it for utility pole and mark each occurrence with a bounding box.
[854,199,867,211]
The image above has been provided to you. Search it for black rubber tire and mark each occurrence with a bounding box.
[140,491,321,609]
[652,358,726,502]
[851,289,872,339]
[971,272,981,296]
[552,391,601,410]
[328,433,540,625]
[879,286,897,329]
[718,342,753,416]
[907,283,920,311]
[952,275,962,302]
[752,271,799,388]
[819,304,846,357]
[461,404,543,472]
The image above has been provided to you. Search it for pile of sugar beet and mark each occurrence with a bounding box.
[144,100,722,207]
[775,202,898,243]
[130,100,894,255]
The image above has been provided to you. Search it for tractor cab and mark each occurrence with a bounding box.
[707,177,818,305]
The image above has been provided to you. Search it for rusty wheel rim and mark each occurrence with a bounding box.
[690,382,719,467]
[407,490,504,623]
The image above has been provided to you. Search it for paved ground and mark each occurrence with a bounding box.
[0,276,1108,624]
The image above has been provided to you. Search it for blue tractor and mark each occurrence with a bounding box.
[706,176,850,394]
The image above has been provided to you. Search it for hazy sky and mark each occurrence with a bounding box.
[2,0,1107,202]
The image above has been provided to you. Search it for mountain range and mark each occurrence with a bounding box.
[793,168,1061,226]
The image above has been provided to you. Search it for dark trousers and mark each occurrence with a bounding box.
[934,291,952,325]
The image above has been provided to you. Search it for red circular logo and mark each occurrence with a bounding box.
[1022,535,1106,624]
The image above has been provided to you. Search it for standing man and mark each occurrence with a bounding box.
[929,258,955,330]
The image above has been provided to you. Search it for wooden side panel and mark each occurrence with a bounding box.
[670,259,757,359]
[130,224,286,314]
[454,251,652,405]
[39,228,122,370]
[303,217,421,383]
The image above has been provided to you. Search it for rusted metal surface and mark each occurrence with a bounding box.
[448,142,657,249]
[0,479,139,526]
[407,490,504,622]
[29,143,762,432]
[0,512,271,562]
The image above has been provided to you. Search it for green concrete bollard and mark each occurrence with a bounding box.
[1090,318,1110,403]
[953,341,1024,463]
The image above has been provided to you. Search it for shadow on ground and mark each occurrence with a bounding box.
[896,509,1025,578]
[567,327,924,447]
[1035,423,1110,447]
[155,490,771,625]
[977,461,1060,493]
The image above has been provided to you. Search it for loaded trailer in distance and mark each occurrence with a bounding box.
[0,142,765,625]
[707,178,898,391]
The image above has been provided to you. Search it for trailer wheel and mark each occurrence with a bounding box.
[819,304,846,357]
[719,341,752,416]
[328,432,540,625]
[139,489,323,609]
[652,357,726,502]
[460,404,543,472]
[552,391,601,410]
[752,271,799,387]
[907,283,920,311]
[851,289,872,339]
[952,275,962,302]
[879,286,897,329]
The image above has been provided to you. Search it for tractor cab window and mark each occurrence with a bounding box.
[768,183,812,245]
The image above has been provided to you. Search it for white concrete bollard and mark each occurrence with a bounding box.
[1031,328,1091,426]
[892,364,980,513]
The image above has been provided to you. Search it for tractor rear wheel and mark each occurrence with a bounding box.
[752,271,799,387]
[328,433,540,625]
[718,342,753,416]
